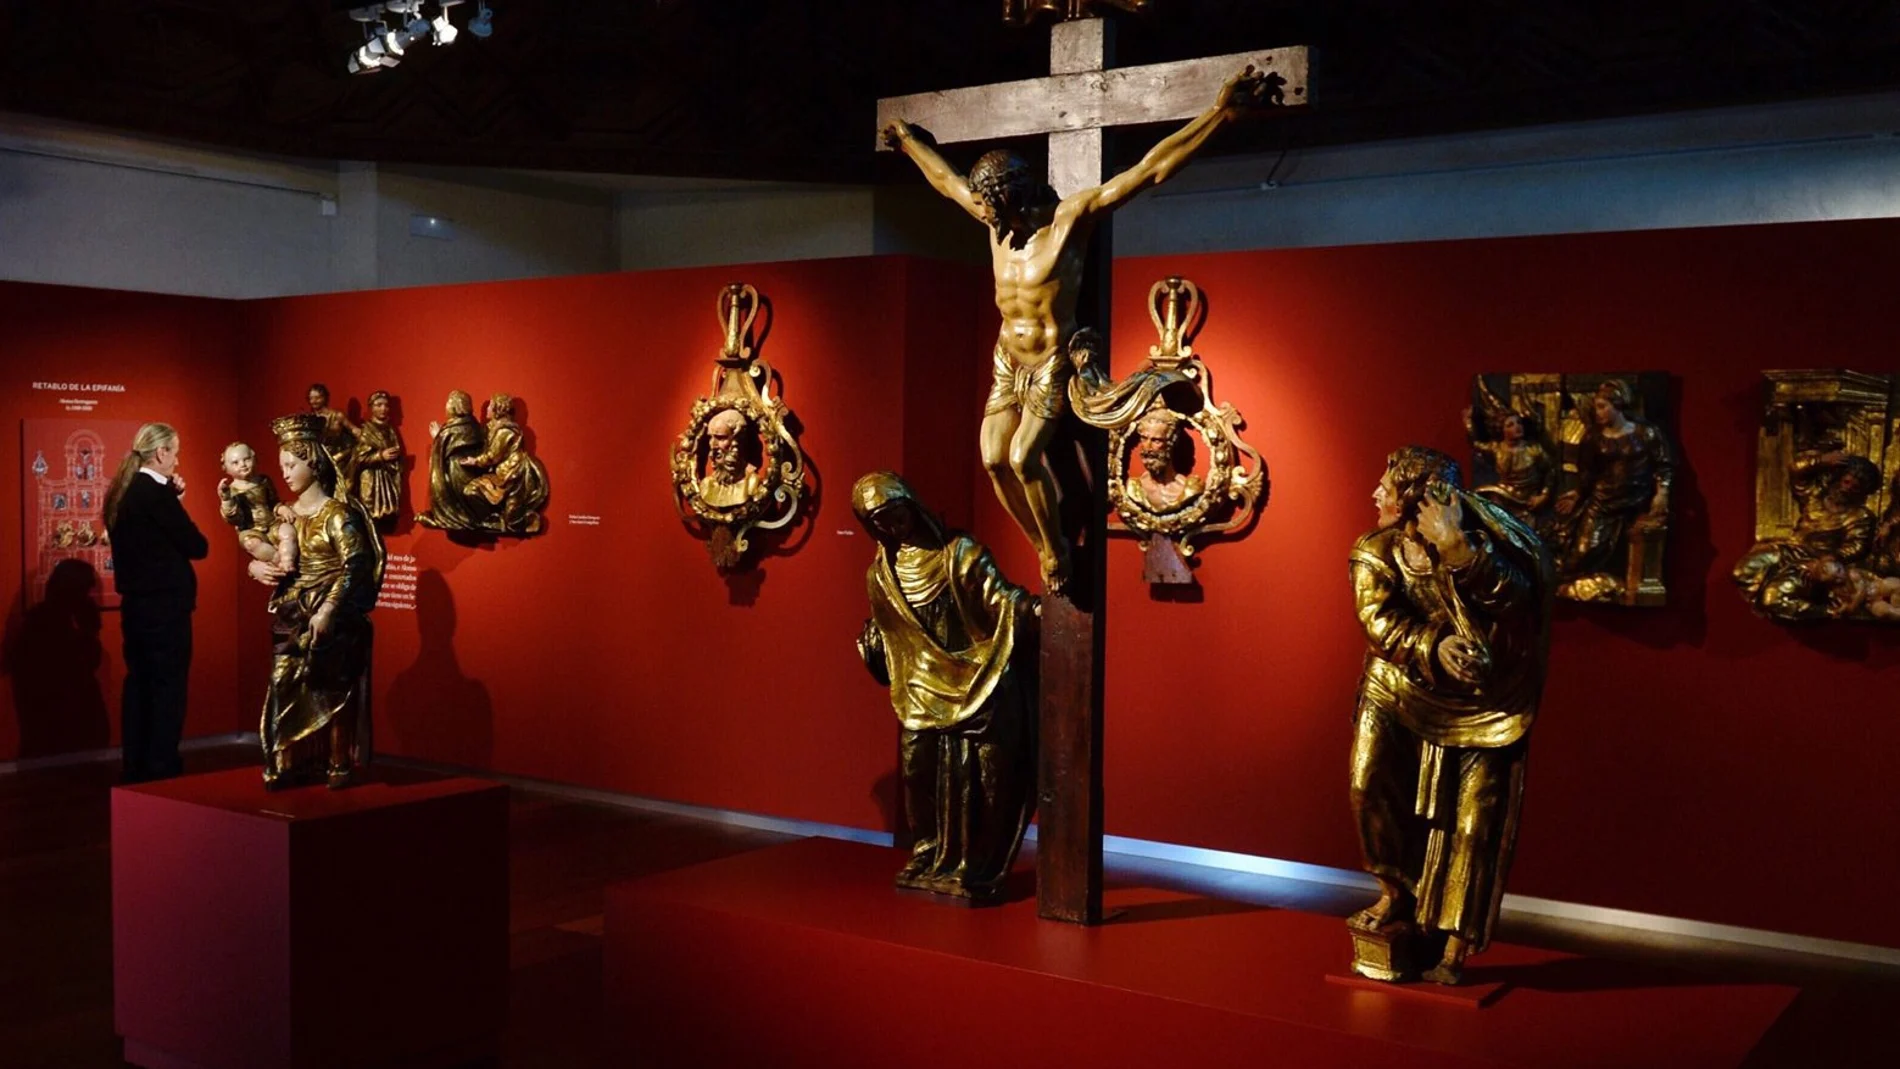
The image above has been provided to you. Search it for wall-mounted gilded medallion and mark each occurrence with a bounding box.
[1466,372,1674,606]
[1734,370,1900,623]
[671,283,808,572]
[1068,277,1266,584]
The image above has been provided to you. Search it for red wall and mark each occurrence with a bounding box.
[0,283,247,760]
[1068,223,1900,949]
[10,220,1898,949]
[237,258,991,834]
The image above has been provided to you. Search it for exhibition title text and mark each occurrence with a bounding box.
[33,382,127,393]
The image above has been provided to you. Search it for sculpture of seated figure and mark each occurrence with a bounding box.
[1734,449,1881,621]
[460,394,550,535]
[1547,379,1671,600]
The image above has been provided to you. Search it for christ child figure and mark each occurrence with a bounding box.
[218,442,297,572]
[1814,557,1900,621]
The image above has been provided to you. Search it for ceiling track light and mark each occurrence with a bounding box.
[345,1,490,75]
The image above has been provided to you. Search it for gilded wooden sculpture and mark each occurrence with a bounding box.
[881,68,1279,591]
[217,442,296,573]
[1466,373,1673,606]
[250,414,386,790]
[671,282,808,572]
[853,472,1038,902]
[877,8,1309,925]
[1348,446,1554,985]
[352,390,404,525]
[1735,370,1900,622]
[416,390,550,536]
[306,383,359,502]
[1068,277,1265,583]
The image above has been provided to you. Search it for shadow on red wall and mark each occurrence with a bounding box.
[5,558,110,757]
[384,568,493,771]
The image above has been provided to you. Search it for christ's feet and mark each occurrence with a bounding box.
[1040,542,1072,596]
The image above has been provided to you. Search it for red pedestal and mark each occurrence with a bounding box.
[112,767,509,1069]
[604,837,1797,1069]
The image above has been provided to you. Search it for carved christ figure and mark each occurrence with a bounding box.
[882,67,1269,590]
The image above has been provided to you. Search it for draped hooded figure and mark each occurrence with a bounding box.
[1348,446,1554,985]
[852,472,1038,902]
[257,413,385,790]
[415,390,486,531]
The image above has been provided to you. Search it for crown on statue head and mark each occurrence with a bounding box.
[271,413,325,445]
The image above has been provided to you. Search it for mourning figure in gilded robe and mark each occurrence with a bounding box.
[249,414,385,790]
[352,390,404,524]
[853,472,1038,903]
[1348,446,1553,985]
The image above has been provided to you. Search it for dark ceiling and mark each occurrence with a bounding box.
[4,1,1900,183]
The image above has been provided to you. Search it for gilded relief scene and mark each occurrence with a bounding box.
[1465,372,1673,606]
[1735,370,1900,623]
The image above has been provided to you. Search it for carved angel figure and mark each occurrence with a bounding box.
[1464,384,1554,527]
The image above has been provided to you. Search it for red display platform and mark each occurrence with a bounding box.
[112,766,509,1069]
[604,837,1797,1069]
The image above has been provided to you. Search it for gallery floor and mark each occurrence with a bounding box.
[3,744,1896,1067]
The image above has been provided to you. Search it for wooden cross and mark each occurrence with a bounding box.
[877,16,1307,925]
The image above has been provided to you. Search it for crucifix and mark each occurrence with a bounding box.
[877,7,1308,923]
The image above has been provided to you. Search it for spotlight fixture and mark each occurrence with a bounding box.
[343,1,490,75]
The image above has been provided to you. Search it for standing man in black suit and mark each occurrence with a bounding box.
[104,423,209,783]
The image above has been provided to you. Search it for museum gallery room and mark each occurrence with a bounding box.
[5,2,1900,1067]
